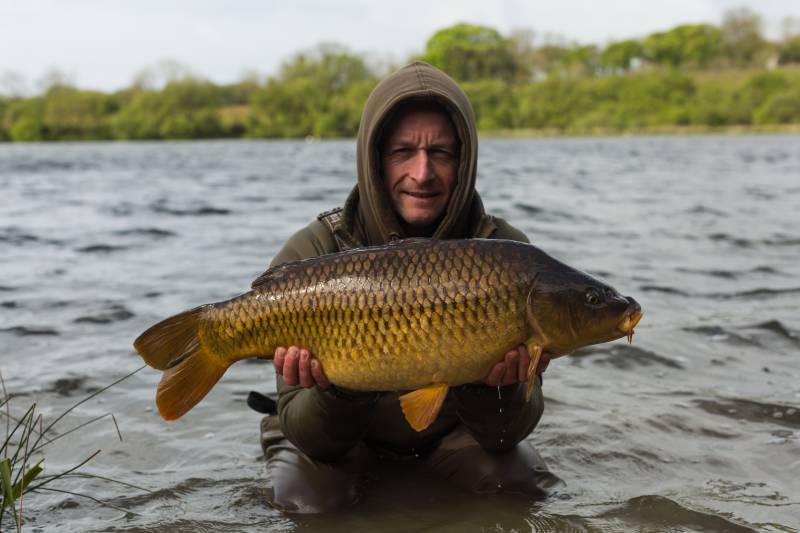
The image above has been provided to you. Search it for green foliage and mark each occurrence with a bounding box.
[4,98,46,141]
[462,79,517,129]
[0,99,9,141]
[643,24,723,67]
[778,36,800,64]
[754,90,800,124]
[0,369,149,530]
[690,81,749,126]
[247,45,375,138]
[111,79,226,139]
[422,23,519,82]
[530,44,571,77]
[599,40,645,72]
[42,86,117,140]
[513,71,696,131]
[2,15,800,142]
[721,7,769,67]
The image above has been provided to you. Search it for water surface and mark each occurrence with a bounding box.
[1,136,799,532]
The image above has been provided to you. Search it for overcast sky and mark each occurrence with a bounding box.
[1,0,797,93]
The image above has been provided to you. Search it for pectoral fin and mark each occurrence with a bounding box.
[524,343,543,402]
[399,383,449,432]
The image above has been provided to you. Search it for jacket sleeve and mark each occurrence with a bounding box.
[453,216,542,451]
[267,221,379,462]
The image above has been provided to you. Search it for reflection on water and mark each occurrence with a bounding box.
[1,136,799,532]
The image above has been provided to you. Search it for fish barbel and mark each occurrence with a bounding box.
[134,238,642,431]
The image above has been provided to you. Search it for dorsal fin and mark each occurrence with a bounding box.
[251,259,303,289]
[251,238,436,289]
[391,237,432,245]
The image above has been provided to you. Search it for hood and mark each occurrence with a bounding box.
[355,61,481,245]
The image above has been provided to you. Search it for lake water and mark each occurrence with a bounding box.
[1,136,799,532]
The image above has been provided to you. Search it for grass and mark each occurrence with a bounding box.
[0,366,150,531]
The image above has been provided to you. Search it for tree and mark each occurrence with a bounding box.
[644,24,723,68]
[422,23,519,82]
[42,86,116,140]
[599,40,645,73]
[248,44,375,138]
[563,44,599,76]
[721,7,768,67]
[111,78,225,139]
[530,44,571,78]
[506,29,538,82]
[778,17,800,65]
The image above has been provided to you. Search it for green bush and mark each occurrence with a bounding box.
[4,99,46,141]
[111,79,226,139]
[462,79,517,129]
[42,87,116,140]
[754,90,800,124]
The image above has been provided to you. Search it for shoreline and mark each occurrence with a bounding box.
[1,124,798,144]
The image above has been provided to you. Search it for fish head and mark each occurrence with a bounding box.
[525,267,642,356]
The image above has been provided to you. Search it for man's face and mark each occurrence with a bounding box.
[381,108,459,236]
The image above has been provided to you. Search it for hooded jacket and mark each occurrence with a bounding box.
[266,62,542,461]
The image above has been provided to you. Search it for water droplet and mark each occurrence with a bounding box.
[499,407,504,414]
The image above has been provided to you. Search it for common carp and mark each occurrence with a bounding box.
[134,238,642,431]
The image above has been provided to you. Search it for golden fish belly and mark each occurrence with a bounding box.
[198,240,533,390]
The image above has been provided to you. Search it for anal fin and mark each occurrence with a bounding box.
[399,383,449,432]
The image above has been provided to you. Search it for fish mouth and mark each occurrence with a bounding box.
[618,298,643,344]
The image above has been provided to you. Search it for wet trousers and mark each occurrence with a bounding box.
[259,416,563,514]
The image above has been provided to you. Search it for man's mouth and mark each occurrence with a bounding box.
[403,191,439,199]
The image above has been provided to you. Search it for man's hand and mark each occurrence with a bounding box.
[483,345,550,387]
[274,346,331,389]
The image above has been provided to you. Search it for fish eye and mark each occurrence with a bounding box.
[585,289,601,306]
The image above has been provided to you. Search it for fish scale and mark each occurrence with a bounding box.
[205,240,522,390]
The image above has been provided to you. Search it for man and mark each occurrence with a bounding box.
[259,61,561,513]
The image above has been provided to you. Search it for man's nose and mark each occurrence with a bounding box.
[410,150,434,183]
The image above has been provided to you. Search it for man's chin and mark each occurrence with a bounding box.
[398,211,444,236]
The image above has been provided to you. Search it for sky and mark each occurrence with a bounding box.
[1,0,798,93]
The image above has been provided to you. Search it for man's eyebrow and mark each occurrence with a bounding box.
[387,136,458,147]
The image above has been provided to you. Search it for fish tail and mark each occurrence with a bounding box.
[133,305,228,421]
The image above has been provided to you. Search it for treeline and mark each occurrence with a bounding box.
[2,8,800,141]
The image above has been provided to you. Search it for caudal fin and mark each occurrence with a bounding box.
[133,305,228,421]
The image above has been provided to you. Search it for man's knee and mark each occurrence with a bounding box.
[260,416,364,513]
[427,426,564,498]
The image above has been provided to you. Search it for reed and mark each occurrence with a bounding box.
[0,367,150,531]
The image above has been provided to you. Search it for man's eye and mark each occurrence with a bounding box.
[430,148,454,158]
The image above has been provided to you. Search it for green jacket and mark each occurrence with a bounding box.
[267,62,543,461]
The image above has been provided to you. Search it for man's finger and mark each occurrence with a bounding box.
[298,349,313,388]
[274,346,287,374]
[283,346,299,386]
[311,359,330,389]
[485,362,506,387]
[502,350,519,386]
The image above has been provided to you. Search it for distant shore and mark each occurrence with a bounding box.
[481,124,800,138]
